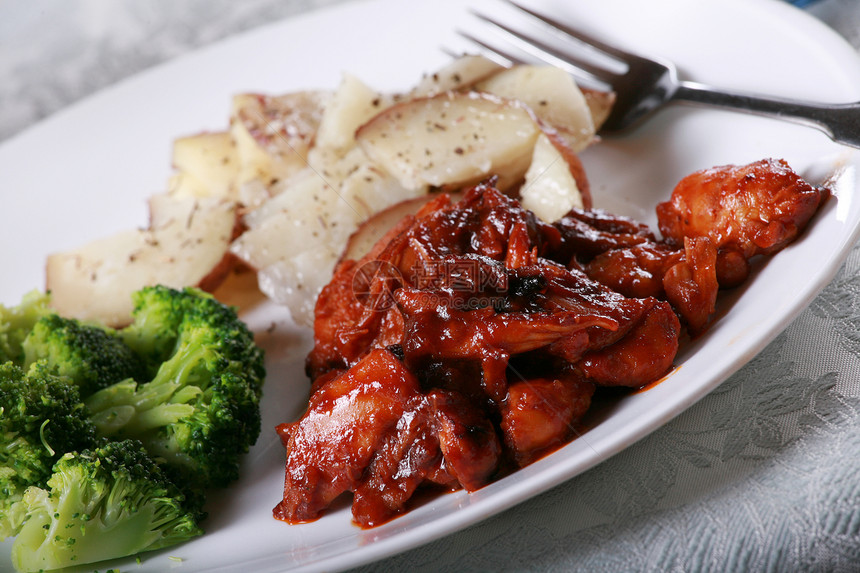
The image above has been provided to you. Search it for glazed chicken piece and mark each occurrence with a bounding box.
[577,296,681,383]
[394,258,680,394]
[582,241,683,299]
[500,373,595,466]
[551,207,655,265]
[307,185,556,380]
[352,388,500,527]
[275,348,501,525]
[552,159,826,334]
[660,236,718,335]
[275,349,421,523]
[583,236,718,335]
[536,264,681,381]
[656,158,828,258]
[396,285,618,403]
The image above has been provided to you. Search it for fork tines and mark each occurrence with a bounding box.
[462,0,628,88]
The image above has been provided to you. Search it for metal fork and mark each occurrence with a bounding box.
[462,0,860,148]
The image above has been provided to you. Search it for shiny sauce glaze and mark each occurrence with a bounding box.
[274,158,828,528]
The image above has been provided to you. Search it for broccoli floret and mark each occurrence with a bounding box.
[121,286,265,393]
[21,314,147,397]
[9,439,203,572]
[119,286,195,372]
[87,286,265,489]
[0,290,144,398]
[0,292,51,364]
[0,362,96,539]
[0,285,266,569]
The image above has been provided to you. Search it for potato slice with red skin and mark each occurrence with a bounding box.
[581,87,616,132]
[356,92,542,192]
[231,91,328,188]
[341,197,429,263]
[550,129,592,209]
[46,195,240,326]
[340,193,468,263]
[475,65,596,153]
[524,125,593,214]
[521,132,586,221]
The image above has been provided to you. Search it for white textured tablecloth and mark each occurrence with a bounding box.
[2,1,859,571]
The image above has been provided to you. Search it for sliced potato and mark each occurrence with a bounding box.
[520,133,584,221]
[46,195,239,326]
[230,91,328,187]
[581,87,616,132]
[475,65,595,153]
[168,131,238,199]
[241,167,335,232]
[256,246,342,326]
[233,153,424,268]
[411,55,505,97]
[231,171,357,271]
[356,92,541,191]
[237,146,408,248]
[235,178,271,211]
[539,127,592,209]
[314,74,391,153]
[337,155,427,220]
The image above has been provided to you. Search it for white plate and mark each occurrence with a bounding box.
[2,0,860,571]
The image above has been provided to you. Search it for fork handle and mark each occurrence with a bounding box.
[674,82,860,149]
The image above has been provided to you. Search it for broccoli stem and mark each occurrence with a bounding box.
[84,336,214,439]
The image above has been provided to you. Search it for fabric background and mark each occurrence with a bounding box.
[2,1,859,571]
